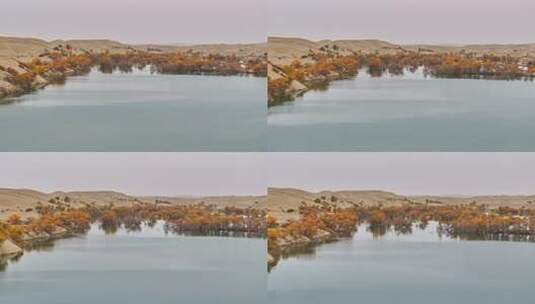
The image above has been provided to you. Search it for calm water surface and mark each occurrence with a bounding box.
[268,70,535,151]
[268,223,535,304]
[0,69,266,151]
[0,222,267,304]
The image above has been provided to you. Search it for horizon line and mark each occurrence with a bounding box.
[268,187,535,198]
[0,187,266,198]
[0,34,266,46]
[268,35,535,46]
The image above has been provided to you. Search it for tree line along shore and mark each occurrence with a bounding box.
[0,43,267,102]
[3,37,535,107]
[2,188,535,271]
[0,198,267,263]
[268,42,535,106]
[267,195,535,271]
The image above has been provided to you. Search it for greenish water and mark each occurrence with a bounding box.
[0,222,267,304]
[268,70,535,151]
[268,223,535,304]
[0,69,266,151]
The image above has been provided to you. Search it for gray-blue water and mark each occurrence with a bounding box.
[268,223,535,304]
[268,70,535,151]
[0,222,267,304]
[0,69,266,151]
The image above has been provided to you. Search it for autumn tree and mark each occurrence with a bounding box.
[7,214,21,225]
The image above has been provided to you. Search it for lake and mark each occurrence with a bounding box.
[268,222,535,304]
[0,68,266,151]
[268,70,535,151]
[0,222,267,304]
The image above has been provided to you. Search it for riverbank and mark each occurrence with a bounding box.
[0,203,267,269]
[0,213,83,260]
[268,65,353,106]
[267,37,535,105]
[0,36,267,102]
[267,221,351,271]
[0,188,267,261]
[268,221,535,304]
[267,209,358,270]
[267,188,535,270]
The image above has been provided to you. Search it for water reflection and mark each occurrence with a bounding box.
[0,69,267,151]
[268,221,535,304]
[1,221,266,304]
[0,253,22,272]
[1,220,265,272]
[268,68,535,151]
[275,221,535,267]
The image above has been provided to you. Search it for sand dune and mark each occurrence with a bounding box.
[404,43,535,57]
[268,187,535,222]
[268,37,401,65]
[0,36,266,57]
[270,187,535,207]
[0,36,265,70]
[268,36,535,66]
[0,35,266,99]
[0,36,50,59]
[0,188,265,220]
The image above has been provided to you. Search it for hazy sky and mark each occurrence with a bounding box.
[1,0,266,44]
[268,153,535,196]
[269,0,535,44]
[0,153,266,196]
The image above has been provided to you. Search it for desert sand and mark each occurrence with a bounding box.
[268,36,535,66]
[0,36,266,99]
[268,187,535,222]
[0,187,265,221]
[267,36,535,105]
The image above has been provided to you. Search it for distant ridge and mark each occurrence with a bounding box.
[268,36,535,65]
[268,187,535,209]
[0,36,266,60]
[0,187,265,221]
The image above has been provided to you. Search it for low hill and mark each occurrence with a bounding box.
[0,36,266,61]
[268,37,401,65]
[50,39,130,52]
[0,36,266,99]
[0,37,50,59]
[405,43,535,57]
[268,187,535,222]
[0,188,265,220]
[268,36,535,66]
